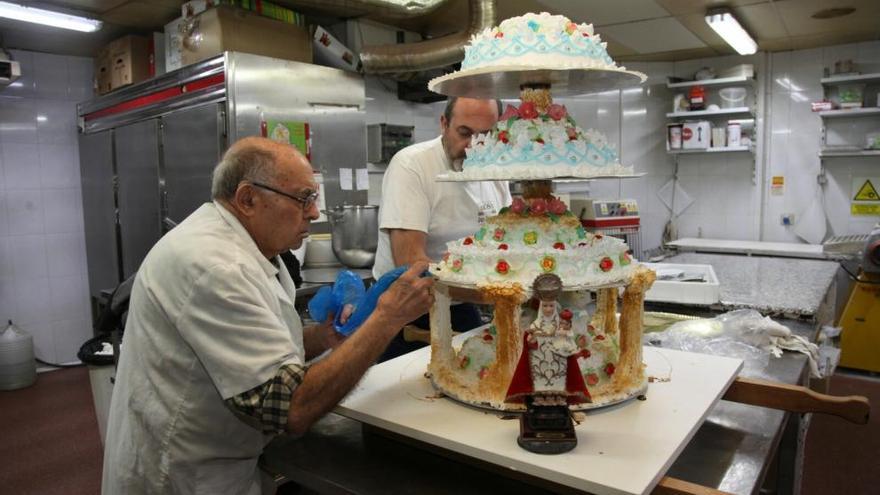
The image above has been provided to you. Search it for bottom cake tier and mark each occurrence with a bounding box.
[427,265,656,411]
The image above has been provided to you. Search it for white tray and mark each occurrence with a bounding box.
[642,262,720,305]
[336,335,742,495]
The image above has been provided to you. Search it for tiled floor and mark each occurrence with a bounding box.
[0,366,102,495]
[0,366,877,494]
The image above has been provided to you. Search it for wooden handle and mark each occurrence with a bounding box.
[723,376,870,424]
[653,476,733,495]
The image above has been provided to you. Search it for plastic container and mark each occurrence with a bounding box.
[668,124,682,149]
[838,83,864,109]
[719,87,746,108]
[727,123,742,147]
[0,320,36,391]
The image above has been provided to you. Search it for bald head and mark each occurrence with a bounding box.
[212,136,310,201]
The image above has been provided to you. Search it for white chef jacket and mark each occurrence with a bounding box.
[102,201,304,495]
[373,136,511,279]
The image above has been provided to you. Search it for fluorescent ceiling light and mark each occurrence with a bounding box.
[0,1,102,32]
[705,9,757,55]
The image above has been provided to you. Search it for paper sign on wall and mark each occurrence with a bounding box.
[339,168,353,191]
[771,176,784,196]
[851,177,880,216]
[356,168,369,191]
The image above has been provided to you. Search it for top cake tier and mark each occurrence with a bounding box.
[429,12,646,98]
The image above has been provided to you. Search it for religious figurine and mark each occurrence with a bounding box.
[505,274,591,407]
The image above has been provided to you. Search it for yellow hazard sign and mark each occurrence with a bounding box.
[854,179,879,201]
[852,203,880,216]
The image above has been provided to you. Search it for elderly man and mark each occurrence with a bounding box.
[373,97,510,361]
[102,137,433,495]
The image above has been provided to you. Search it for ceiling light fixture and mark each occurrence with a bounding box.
[0,1,102,32]
[705,9,757,55]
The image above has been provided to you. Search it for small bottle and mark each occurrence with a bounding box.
[688,86,706,111]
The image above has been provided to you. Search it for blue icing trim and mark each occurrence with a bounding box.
[464,141,619,168]
[462,35,612,69]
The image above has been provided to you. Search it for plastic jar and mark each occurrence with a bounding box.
[719,87,746,108]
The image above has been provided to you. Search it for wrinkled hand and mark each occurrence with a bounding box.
[319,304,354,349]
[376,262,434,329]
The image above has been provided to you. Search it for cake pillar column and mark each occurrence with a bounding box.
[613,267,656,387]
[429,283,453,364]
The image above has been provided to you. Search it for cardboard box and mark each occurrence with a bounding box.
[94,45,112,95]
[108,35,151,90]
[150,32,166,77]
[682,121,710,149]
[164,17,185,73]
[181,6,312,67]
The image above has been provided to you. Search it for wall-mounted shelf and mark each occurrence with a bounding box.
[666,107,752,118]
[820,72,880,86]
[818,149,880,158]
[818,107,880,118]
[669,146,752,155]
[666,76,755,89]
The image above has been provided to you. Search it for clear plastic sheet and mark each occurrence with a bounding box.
[644,309,820,378]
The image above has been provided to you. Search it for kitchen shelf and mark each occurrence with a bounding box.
[818,107,880,118]
[818,149,880,158]
[820,72,880,86]
[666,107,752,118]
[668,146,752,155]
[666,75,755,89]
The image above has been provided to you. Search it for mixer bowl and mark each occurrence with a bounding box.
[325,205,378,268]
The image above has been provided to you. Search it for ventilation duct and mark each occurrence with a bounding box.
[359,0,496,75]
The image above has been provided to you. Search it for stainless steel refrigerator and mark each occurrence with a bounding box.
[78,52,367,318]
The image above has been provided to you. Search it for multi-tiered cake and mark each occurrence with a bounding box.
[426,13,653,411]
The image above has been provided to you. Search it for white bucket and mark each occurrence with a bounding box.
[719,87,746,108]
[0,320,37,390]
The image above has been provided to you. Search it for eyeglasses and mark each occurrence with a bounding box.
[250,182,319,209]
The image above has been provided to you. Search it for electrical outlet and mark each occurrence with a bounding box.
[781,214,795,226]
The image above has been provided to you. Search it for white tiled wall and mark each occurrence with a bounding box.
[0,49,93,364]
[765,41,880,242]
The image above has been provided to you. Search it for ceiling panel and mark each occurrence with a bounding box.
[600,17,706,54]
[657,0,767,16]
[774,0,880,37]
[100,1,179,29]
[533,0,670,25]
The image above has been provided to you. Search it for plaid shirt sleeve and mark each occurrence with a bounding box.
[224,363,306,435]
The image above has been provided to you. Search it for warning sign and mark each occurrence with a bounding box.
[852,204,880,215]
[852,177,880,216]
[771,176,784,196]
[854,179,879,201]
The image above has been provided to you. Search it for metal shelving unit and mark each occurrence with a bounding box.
[667,75,755,89]
[818,149,880,158]
[668,145,752,155]
[818,107,880,118]
[818,72,880,166]
[666,107,753,118]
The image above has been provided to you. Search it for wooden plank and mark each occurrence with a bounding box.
[653,476,733,495]
[722,377,870,425]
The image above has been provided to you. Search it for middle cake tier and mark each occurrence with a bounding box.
[431,194,635,289]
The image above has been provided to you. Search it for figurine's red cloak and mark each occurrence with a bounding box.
[504,333,591,404]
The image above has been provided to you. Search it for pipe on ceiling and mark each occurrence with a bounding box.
[359,0,496,75]
[284,0,450,18]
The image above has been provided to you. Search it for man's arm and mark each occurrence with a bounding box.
[389,228,431,266]
[286,263,433,435]
[301,305,352,360]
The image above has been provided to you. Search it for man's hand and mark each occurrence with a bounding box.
[375,262,434,330]
[303,304,353,359]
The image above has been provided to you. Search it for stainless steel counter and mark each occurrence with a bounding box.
[297,267,374,298]
[260,318,816,495]
[659,252,839,320]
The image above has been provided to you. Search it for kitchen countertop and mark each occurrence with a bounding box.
[657,252,839,319]
[297,267,374,298]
